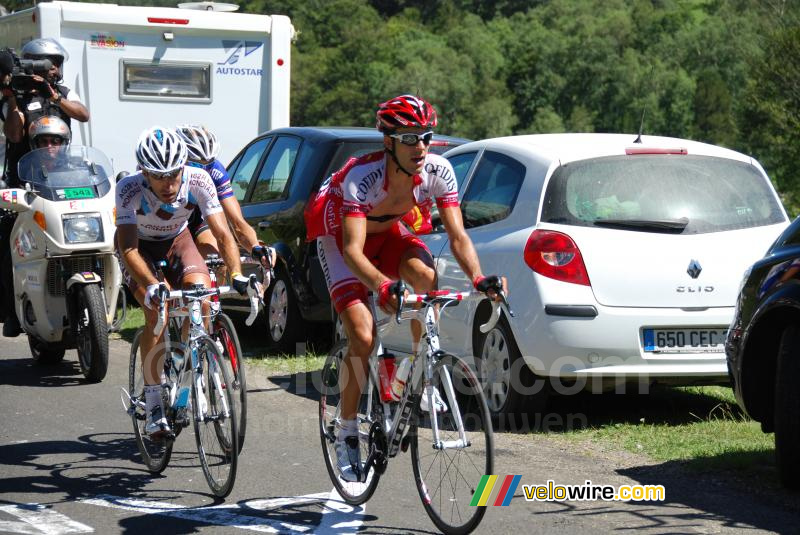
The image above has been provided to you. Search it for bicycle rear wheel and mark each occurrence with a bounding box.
[318,340,381,505]
[411,353,494,535]
[129,328,172,473]
[192,335,238,497]
[212,312,247,453]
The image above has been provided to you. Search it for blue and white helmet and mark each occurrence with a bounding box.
[135,126,187,175]
[175,124,220,164]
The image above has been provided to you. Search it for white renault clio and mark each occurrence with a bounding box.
[379,133,789,418]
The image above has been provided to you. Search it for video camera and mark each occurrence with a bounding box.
[0,48,53,95]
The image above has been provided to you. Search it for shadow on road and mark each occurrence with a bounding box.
[612,455,800,531]
[0,357,86,387]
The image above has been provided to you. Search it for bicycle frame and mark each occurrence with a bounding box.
[353,290,505,473]
[158,285,235,426]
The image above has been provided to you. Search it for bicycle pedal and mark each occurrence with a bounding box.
[400,435,411,453]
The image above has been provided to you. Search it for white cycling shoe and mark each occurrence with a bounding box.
[420,386,448,413]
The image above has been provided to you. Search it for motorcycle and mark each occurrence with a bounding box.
[0,145,122,382]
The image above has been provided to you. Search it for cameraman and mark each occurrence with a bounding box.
[2,38,89,187]
[0,39,88,337]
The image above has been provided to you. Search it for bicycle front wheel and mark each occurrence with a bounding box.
[129,328,172,473]
[318,340,381,505]
[411,353,494,535]
[191,335,238,497]
[212,313,247,453]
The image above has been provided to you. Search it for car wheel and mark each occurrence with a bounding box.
[475,315,548,430]
[264,267,302,354]
[775,324,800,489]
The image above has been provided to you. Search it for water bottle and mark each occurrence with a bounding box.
[390,357,411,401]
[377,353,396,403]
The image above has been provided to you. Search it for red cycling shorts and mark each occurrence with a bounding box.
[317,222,429,313]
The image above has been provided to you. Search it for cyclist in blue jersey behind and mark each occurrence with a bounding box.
[175,124,275,280]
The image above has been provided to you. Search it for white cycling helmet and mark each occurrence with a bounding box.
[175,124,220,164]
[135,126,187,175]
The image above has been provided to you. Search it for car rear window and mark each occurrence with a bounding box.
[541,155,785,234]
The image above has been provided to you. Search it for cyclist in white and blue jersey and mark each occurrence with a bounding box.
[176,125,274,277]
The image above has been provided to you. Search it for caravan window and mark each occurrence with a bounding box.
[121,61,211,102]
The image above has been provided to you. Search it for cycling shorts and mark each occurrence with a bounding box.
[117,227,209,293]
[317,222,429,313]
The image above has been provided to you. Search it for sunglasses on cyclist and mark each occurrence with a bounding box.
[144,168,183,181]
[388,131,434,146]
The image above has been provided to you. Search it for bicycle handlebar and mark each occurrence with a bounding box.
[152,275,262,334]
[391,287,514,333]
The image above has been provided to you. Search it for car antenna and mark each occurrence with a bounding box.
[633,107,646,144]
[633,64,655,144]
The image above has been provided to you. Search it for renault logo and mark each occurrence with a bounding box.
[687,259,702,279]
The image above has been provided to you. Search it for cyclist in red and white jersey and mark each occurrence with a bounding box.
[304,94,505,482]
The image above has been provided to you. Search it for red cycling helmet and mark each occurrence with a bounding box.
[376,94,438,133]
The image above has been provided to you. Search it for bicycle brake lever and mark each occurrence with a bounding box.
[245,274,261,327]
[392,280,406,324]
[153,283,168,334]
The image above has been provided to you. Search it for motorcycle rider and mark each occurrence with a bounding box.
[1,38,89,337]
[116,126,253,438]
[174,124,275,280]
[0,116,72,338]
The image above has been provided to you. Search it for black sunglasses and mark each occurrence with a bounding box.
[389,131,434,146]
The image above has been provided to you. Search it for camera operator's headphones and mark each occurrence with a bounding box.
[21,38,68,82]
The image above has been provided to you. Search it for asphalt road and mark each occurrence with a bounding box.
[1,334,799,534]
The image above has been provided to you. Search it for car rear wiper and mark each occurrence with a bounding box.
[594,217,689,231]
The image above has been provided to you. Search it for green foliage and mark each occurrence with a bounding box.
[4,0,797,209]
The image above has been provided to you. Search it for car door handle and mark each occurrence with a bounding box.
[258,221,270,229]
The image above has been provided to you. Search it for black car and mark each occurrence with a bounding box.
[726,216,800,488]
[222,126,468,353]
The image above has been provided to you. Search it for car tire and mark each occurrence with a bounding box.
[474,315,549,431]
[775,324,800,489]
[264,266,302,354]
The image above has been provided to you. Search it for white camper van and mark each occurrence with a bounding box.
[0,1,294,173]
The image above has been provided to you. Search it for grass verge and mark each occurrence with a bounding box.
[551,385,775,480]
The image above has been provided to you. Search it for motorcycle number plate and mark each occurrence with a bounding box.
[63,187,95,199]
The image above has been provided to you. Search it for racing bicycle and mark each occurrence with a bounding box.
[124,264,260,497]
[319,280,510,534]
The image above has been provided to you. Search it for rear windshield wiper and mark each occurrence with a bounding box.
[594,217,689,231]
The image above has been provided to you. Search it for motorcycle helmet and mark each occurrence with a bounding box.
[22,37,68,67]
[28,115,71,150]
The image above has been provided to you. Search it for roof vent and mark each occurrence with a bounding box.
[177,2,239,11]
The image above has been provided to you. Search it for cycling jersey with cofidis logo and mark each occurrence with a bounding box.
[115,167,223,240]
[305,151,459,240]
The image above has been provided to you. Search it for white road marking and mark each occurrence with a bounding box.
[80,491,365,533]
[0,503,93,534]
[315,489,365,534]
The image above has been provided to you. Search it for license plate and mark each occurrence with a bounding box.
[63,187,95,199]
[643,328,727,353]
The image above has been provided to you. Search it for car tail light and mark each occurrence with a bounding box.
[524,230,591,286]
